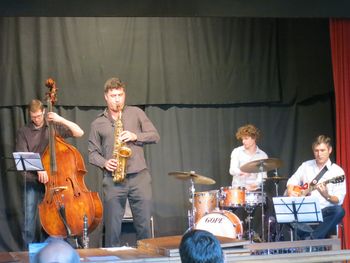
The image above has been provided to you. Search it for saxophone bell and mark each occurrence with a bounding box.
[118,146,132,158]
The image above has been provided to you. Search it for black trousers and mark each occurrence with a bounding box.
[103,169,152,247]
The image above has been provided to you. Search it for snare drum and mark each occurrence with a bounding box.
[195,210,243,239]
[245,191,266,206]
[220,186,246,208]
[193,190,218,223]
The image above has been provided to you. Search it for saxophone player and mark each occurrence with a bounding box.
[88,77,160,247]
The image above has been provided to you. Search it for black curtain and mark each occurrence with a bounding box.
[0,17,335,251]
[0,17,331,106]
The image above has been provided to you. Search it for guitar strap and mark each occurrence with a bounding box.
[309,164,329,187]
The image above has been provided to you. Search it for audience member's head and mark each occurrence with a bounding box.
[34,237,80,263]
[179,229,224,263]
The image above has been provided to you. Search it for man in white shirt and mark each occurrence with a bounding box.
[229,124,268,241]
[229,124,268,191]
[287,135,346,239]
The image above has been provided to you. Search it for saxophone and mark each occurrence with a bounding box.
[112,110,132,183]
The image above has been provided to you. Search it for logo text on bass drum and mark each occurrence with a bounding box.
[204,217,223,223]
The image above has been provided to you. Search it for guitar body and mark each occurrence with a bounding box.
[293,175,345,197]
[292,184,310,197]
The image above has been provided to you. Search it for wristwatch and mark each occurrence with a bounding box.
[326,195,332,201]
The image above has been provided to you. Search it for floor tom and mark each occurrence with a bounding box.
[193,190,218,223]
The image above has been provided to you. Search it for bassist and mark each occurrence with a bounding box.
[15,99,84,249]
[286,135,346,240]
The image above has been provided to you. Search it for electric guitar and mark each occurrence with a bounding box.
[293,175,345,196]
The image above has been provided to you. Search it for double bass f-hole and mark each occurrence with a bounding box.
[48,186,68,203]
[38,78,103,241]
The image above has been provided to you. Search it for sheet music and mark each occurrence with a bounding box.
[12,152,44,171]
[273,196,323,223]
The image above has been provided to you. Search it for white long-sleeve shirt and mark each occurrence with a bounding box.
[287,159,346,209]
[229,145,268,188]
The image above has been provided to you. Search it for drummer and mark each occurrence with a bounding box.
[229,124,268,191]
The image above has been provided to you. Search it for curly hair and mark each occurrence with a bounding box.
[235,124,261,141]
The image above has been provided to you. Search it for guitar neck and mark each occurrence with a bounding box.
[299,175,344,196]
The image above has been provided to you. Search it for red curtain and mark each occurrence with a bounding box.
[329,18,350,249]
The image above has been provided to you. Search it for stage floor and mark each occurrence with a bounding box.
[2,236,350,263]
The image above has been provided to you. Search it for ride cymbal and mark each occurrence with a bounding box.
[168,171,216,185]
[240,158,283,173]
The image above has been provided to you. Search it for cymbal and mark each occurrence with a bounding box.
[240,158,283,173]
[266,176,288,181]
[168,171,216,185]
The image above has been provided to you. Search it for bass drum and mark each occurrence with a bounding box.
[195,210,243,239]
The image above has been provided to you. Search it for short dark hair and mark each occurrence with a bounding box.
[104,77,126,93]
[179,229,224,263]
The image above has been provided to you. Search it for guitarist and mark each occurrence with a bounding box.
[286,135,346,240]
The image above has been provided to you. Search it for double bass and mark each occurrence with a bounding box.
[38,78,102,242]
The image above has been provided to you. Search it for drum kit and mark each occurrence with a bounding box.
[168,158,287,243]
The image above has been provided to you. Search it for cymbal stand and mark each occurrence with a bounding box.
[216,188,224,211]
[245,204,255,243]
[188,178,195,229]
[257,161,265,242]
[273,168,280,196]
[270,168,282,242]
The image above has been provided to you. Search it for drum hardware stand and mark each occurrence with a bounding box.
[168,170,217,232]
[217,188,225,211]
[188,178,196,229]
[271,169,281,243]
[270,169,287,241]
[245,204,256,243]
[272,169,280,196]
[267,216,276,242]
[239,158,284,242]
[257,161,265,242]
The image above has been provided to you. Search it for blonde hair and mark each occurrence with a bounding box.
[312,135,332,150]
[28,99,44,113]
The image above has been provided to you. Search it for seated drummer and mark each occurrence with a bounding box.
[286,135,346,239]
[229,124,268,191]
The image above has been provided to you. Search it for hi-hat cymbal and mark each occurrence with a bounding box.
[168,171,216,185]
[266,176,288,181]
[240,158,283,173]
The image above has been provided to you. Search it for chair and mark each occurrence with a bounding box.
[122,200,155,238]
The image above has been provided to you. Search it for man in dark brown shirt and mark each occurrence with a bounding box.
[15,99,84,249]
[88,77,160,247]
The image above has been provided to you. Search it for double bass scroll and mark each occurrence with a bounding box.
[38,78,103,239]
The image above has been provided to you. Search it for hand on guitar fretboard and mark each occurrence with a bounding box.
[293,175,344,197]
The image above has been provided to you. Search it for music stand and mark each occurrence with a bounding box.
[272,196,323,241]
[12,152,44,171]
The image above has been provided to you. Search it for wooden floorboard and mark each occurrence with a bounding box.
[2,236,350,263]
